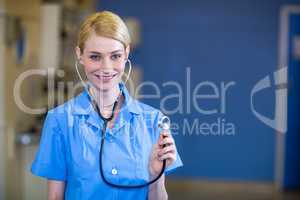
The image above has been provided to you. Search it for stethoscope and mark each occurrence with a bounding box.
[91,92,171,189]
[75,59,171,188]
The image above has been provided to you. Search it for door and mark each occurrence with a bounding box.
[276,5,300,190]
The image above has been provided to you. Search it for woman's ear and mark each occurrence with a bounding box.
[75,46,83,64]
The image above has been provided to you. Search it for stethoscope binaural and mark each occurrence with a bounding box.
[75,59,171,188]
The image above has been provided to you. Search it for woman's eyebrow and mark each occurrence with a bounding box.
[88,51,101,55]
[88,49,123,55]
[110,49,123,54]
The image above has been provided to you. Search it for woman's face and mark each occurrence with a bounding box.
[76,32,129,92]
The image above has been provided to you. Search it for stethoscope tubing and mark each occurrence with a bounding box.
[93,95,166,189]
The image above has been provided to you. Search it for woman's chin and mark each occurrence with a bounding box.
[93,82,117,92]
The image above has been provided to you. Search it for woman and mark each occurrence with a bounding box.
[31,11,183,200]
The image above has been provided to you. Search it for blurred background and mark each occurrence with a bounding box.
[0,0,300,199]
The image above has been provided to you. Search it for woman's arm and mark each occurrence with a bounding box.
[148,174,168,200]
[48,180,65,200]
[148,128,177,200]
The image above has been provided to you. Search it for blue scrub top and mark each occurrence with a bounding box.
[31,83,183,200]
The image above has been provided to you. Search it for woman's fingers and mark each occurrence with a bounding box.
[158,145,175,156]
[155,131,176,163]
[158,152,176,162]
[159,136,174,146]
[161,130,171,137]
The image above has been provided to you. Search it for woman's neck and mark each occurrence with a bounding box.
[90,85,121,111]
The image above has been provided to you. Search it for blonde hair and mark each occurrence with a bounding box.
[77,11,131,54]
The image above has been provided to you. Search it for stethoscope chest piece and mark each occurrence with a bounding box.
[158,115,171,130]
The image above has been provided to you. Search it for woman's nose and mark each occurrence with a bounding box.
[100,57,113,70]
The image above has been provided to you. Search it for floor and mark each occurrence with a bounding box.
[166,179,300,200]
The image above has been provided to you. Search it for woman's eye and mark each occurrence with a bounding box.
[90,55,101,61]
[111,54,122,61]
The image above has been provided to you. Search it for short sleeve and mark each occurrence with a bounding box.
[154,112,183,175]
[31,112,67,181]
[164,148,183,175]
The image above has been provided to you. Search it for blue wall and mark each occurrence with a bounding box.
[97,0,300,182]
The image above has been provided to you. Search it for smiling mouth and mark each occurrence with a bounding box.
[94,73,118,81]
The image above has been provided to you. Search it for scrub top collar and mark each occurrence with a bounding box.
[71,82,141,130]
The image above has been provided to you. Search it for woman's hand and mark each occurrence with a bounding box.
[149,130,177,177]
